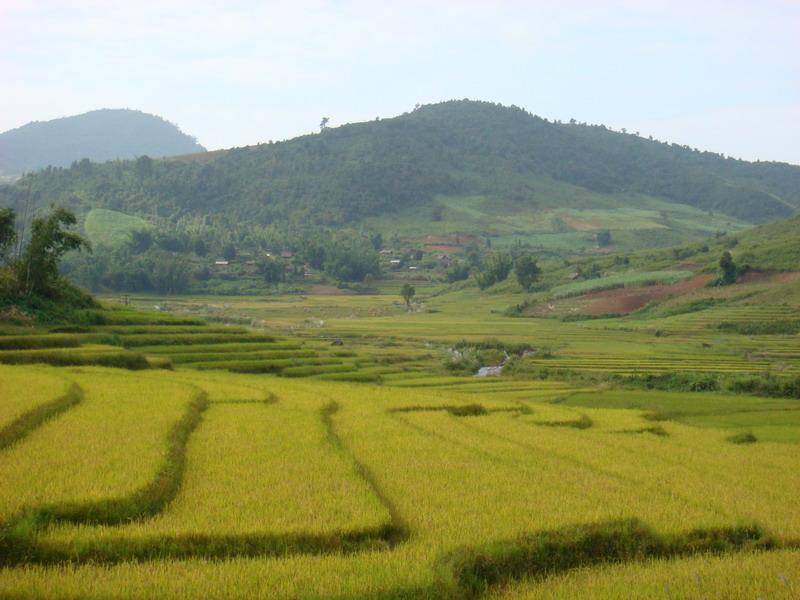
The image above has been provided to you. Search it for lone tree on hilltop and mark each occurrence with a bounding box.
[400,283,415,311]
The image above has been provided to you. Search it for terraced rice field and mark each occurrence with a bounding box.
[0,308,433,383]
[0,362,798,599]
[1,280,798,598]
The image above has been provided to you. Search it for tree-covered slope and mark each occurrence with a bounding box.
[2,99,799,227]
[0,109,205,176]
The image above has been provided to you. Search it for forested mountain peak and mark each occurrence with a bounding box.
[180,98,800,224]
[2,100,799,233]
[0,109,205,176]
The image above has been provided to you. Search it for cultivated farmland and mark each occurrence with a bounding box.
[0,349,799,598]
[2,236,800,598]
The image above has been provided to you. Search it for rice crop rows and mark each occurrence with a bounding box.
[0,366,798,598]
[1,287,799,598]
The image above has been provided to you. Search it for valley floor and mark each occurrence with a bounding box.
[1,278,799,599]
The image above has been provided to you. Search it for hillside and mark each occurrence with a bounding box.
[2,100,799,294]
[0,109,205,176]
[3,101,799,224]
[499,212,800,322]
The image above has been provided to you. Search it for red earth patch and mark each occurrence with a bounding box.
[580,274,713,315]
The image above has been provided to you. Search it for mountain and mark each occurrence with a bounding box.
[0,109,205,176]
[2,100,799,267]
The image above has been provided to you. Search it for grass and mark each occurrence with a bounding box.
[83,208,149,249]
[550,271,693,299]
[361,186,746,255]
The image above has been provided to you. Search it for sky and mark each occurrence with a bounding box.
[2,0,799,164]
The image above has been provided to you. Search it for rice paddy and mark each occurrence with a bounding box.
[1,274,798,598]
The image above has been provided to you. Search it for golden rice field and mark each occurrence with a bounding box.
[1,364,798,599]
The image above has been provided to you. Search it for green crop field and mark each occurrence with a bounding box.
[2,279,800,599]
[360,189,747,255]
[2,215,800,598]
[83,208,150,248]
[549,270,693,299]
[0,362,798,599]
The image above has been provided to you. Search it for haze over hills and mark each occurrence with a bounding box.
[0,109,205,176]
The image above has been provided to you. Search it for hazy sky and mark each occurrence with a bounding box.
[2,0,799,163]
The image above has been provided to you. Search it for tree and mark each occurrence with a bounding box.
[515,255,541,291]
[260,258,285,284]
[446,263,470,283]
[151,254,190,294]
[129,229,153,254]
[596,230,612,247]
[400,283,415,310]
[476,252,513,290]
[719,251,737,285]
[193,238,208,257]
[320,117,330,132]
[135,155,153,178]
[0,208,15,264]
[222,243,237,261]
[17,208,91,297]
[323,237,380,282]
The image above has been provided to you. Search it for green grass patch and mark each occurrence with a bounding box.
[551,271,692,299]
[84,209,150,249]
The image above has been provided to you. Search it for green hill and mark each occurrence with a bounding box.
[2,100,799,294]
[0,109,205,176]
[4,100,799,225]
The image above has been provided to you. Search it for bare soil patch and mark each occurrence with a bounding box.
[581,274,713,315]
